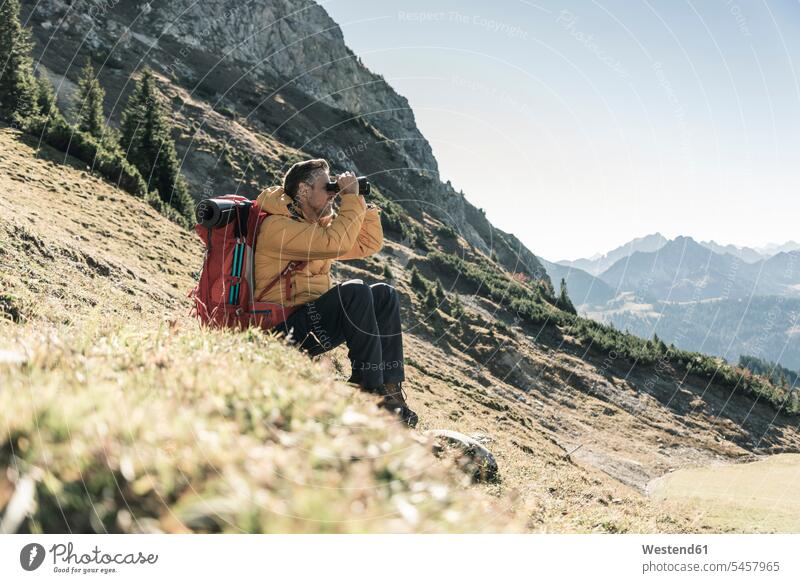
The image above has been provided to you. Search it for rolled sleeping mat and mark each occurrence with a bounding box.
[195,197,240,229]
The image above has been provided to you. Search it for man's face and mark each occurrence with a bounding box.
[300,170,335,217]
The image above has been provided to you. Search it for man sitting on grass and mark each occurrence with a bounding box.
[253,159,418,427]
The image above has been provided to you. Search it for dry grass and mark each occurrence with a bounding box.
[648,454,800,533]
[0,125,523,533]
[3,123,798,533]
[0,315,522,533]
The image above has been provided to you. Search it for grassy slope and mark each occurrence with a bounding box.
[0,127,515,533]
[649,454,800,533]
[2,125,800,533]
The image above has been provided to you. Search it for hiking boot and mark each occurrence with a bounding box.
[377,382,419,428]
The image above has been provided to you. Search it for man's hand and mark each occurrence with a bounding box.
[336,171,359,196]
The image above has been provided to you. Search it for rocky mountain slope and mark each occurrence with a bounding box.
[21,0,544,281]
[592,294,800,372]
[3,0,800,533]
[558,236,800,370]
[599,236,800,302]
[4,125,800,532]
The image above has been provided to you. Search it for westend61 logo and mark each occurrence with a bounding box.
[19,542,158,574]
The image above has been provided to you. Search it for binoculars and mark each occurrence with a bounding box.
[326,176,371,196]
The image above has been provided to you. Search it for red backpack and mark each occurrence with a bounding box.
[189,195,307,331]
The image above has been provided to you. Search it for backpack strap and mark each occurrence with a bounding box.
[255,260,307,303]
[234,201,251,239]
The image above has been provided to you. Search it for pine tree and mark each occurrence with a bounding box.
[409,266,426,293]
[34,74,59,121]
[0,0,38,122]
[433,279,445,300]
[120,68,193,222]
[74,58,106,141]
[451,294,465,319]
[556,277,577,315]
[432,279,449,312]
[424,287,438,309]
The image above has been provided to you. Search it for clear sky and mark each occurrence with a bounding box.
[322,0,800,261]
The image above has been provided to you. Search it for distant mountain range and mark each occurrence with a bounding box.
[600,236,800,302]
[557,234,800,275]
[544,234,800,370]
[698,239,800,263]
[556,233,668,276]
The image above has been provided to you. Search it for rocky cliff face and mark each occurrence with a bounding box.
[155,0,438,173]
[21,0,549,281]
[26,0,437,173]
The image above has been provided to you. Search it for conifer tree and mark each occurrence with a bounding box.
[451,294,465,319]
[425,287,439,309]
[0,0,37,122]
[409,265,426,292]
[74,58,107,141]
[120,68,193,222]
[556,277,577,315]
[434,279,445,301]
[34,74,59,121]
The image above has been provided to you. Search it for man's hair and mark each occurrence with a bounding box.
[283,159,330,199]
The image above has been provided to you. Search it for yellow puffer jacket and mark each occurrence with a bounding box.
[253,185,384,307]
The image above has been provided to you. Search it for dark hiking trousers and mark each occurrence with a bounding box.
[273,279,405,391]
